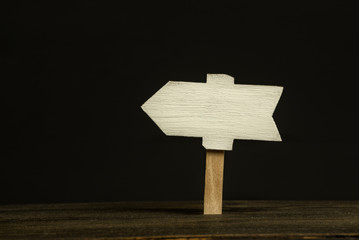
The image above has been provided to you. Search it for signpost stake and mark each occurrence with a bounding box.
[204,150,225,215]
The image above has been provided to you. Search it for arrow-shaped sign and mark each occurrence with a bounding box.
[142,74,283,150]
[142,74,283,214]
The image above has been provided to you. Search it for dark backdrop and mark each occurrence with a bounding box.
[1,1,359,204]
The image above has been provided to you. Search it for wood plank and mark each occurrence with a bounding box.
[204,150,225,214]
[0,201,359,240]
[142,74,283,150]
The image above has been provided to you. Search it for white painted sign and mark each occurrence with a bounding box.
[142,74,283,151]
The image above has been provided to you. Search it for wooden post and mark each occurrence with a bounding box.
[204,150,225,215]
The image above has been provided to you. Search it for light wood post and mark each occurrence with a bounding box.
[204,150,225,215]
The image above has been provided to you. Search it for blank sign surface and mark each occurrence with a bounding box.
[142,74,283,150]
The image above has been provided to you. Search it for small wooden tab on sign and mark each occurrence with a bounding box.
[204,150,225,215]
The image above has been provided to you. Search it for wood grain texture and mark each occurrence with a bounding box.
[204,150,225,215]
[1,201,359,240]
[142,74,283,150]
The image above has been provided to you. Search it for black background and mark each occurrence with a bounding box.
[1,1,359,204]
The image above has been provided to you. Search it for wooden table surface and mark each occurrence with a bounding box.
[1,201,359,240]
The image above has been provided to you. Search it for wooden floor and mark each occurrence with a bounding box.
[0,201,359,240]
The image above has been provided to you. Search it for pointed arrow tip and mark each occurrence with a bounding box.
[141,102,148,114]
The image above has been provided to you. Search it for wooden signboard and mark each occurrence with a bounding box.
[142,74,283,214]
